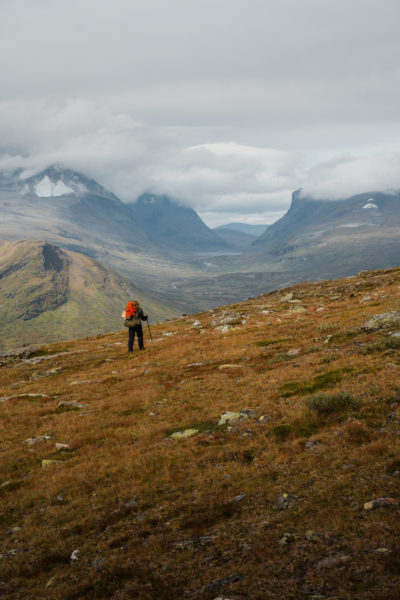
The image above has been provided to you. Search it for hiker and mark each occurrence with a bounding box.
[123,301,148,352]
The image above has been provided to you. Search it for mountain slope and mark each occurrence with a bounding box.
[0,239,179,350]
[129,193,231,252]
[241,189,400,278]
[1,266,400,598]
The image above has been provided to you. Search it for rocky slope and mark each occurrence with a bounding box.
[1,266,400,598]
[0,239,178,350]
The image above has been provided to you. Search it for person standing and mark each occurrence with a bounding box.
[124,301,148,352]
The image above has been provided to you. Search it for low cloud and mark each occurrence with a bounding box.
[1,100,400,227]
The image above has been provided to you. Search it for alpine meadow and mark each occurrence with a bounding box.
[2,1,400,599]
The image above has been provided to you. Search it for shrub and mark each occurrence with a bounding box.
[306,392,360,415]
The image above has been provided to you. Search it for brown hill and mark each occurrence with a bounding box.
[0,239,179,350]
[1,266,400,598]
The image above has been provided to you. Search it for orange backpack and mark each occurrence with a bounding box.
[125,301,139,319]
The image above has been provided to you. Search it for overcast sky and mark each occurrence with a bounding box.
[1,0,400,225]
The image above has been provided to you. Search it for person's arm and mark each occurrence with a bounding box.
[140,308,148,321]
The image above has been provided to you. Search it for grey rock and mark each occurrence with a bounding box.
[316,554,351,569]
[70,379,99,386]
[232,494,246,503]
[70,549,80,562]
[287,348,301,356]
[7,526,22,535]
[57,401,86,410]
[55,443,71,451]
[25,435,53,446]
[210,312,240,327]
[363,497,398,510]
[362,311,400,332]
[305,440,319,451]
[274,493,297,510]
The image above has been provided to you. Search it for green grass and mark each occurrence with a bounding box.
[279,367,352,397]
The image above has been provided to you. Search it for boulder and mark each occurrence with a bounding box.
[218,410,254,426]
[362,311,400,332]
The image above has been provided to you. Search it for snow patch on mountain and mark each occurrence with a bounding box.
[34,176,73,198]
[363,199,378,209]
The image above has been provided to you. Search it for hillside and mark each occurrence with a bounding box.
[130,194,231,252]
[1,266,400,598]
[246,189,400,279]
[0,240,179,350]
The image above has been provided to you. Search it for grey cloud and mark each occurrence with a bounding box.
[1,1,400,225]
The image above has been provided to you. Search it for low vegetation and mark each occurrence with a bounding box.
[305,391,360,415]
[1,267,400,599]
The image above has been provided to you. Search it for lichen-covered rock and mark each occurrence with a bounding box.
[218,409,254,426]
[278,532,295,546]
[170,429,199,439]
[362,311,400,332]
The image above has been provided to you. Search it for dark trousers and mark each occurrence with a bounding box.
[128,325,144,351]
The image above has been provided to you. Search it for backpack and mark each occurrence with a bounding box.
[124,301,141,327]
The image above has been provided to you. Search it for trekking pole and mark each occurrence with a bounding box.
[147,319,153,341]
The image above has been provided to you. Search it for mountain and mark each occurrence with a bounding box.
[0,239,179,350]
[215,222,269,236]
[128,193,231,252]
[0,167,205,310]
[2,265,400,599]
[244,189,400,278]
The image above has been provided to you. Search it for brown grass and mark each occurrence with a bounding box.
[1,266,400,598]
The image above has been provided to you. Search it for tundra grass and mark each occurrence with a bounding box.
[1,267,400,599]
